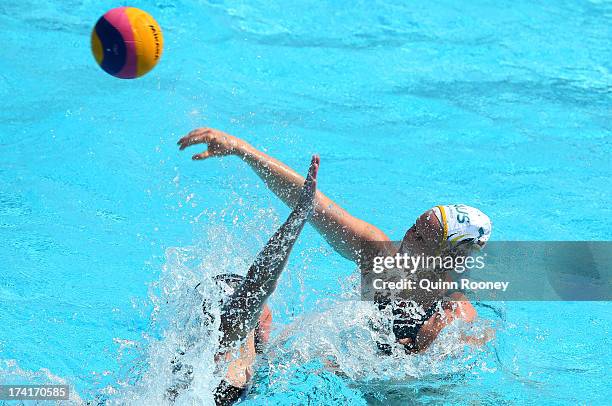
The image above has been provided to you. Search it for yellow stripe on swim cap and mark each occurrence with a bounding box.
[434,205,449,256]
[437,205,448,241]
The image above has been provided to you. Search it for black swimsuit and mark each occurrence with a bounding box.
[213,380,248,406]
[376,300,441,354]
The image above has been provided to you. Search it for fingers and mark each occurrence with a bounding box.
[177,128,213,150]
[192,150,212,160]
[307,154,320,180]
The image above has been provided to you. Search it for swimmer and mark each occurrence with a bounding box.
[170,152,319,404]
[178,128,493,354]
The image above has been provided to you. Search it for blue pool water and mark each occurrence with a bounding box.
[1,0,611,404]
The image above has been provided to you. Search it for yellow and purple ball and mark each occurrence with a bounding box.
[91,7,163,79]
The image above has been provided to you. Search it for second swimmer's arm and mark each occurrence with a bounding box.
[178,128,390,263]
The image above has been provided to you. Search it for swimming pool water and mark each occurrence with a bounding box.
[1,0,610,404]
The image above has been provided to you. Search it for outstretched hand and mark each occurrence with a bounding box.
[298,155,319,207]
[177,128,246,160]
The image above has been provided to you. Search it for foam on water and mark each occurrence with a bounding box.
[104,218,268,404]
[20,219,494,404]
[0,202,586,404]
[101,223,498,404]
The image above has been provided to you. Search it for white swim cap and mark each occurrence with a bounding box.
[431,204,492,249]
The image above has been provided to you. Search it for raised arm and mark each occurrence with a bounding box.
[219,156,318,347]
[178,128,390,263]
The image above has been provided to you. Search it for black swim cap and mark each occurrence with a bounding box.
[198,273,245,324]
